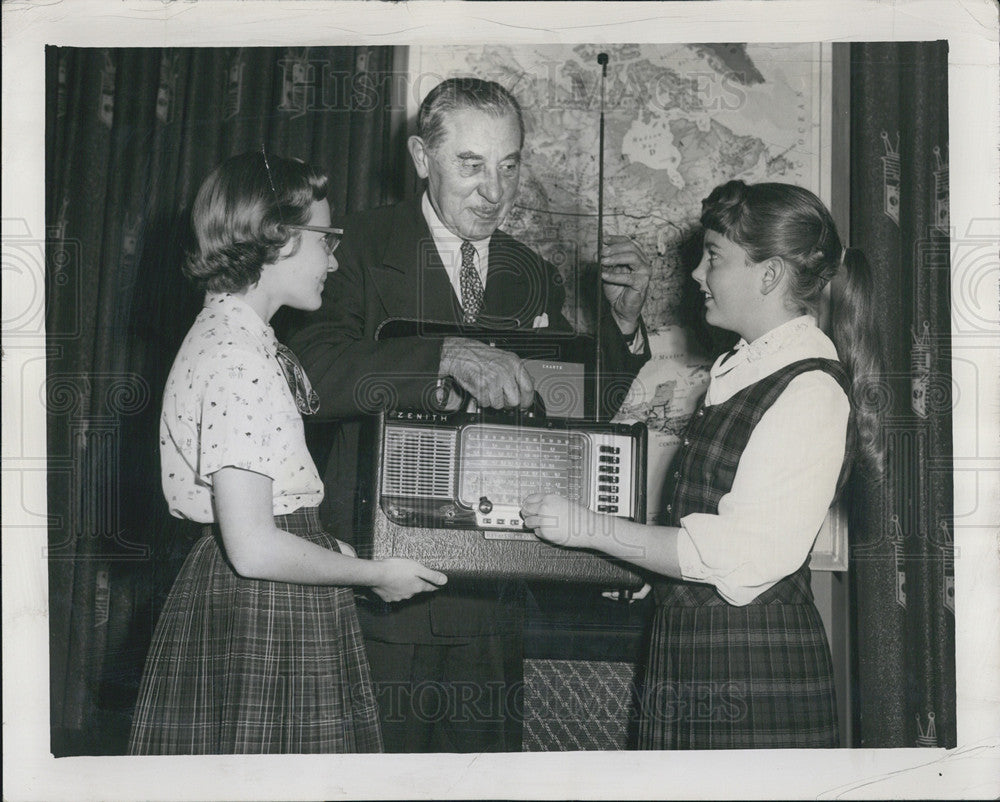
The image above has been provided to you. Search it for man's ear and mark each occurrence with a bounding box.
[407,135,431,180]
[760,257,786,296]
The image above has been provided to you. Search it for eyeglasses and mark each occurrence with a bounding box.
[288,224,343,256]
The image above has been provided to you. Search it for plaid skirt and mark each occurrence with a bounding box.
[128,507,383,754]
[639,570,838,750]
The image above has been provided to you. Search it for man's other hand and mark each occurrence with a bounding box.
[439,337,535,409]
[601,235,651,336]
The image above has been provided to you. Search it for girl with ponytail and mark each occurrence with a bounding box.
[522,179,884,749]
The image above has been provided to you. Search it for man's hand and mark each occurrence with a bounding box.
[439,337,535,409]
[600,235,651,336]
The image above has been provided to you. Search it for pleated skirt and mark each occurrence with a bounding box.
[638,596,838,750]
[128,507,383,754]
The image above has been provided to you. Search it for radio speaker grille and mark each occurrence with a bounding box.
[381,425,456,499]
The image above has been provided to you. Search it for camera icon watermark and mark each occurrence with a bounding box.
[41,371,153,561]
[914,219,999,338]
[939,220,998,336]
[2,218,82,339]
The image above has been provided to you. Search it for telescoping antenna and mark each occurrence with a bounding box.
[593,52,609,421]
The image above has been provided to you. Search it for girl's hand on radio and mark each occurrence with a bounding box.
[521,493,601,550]
[371,558,447,603]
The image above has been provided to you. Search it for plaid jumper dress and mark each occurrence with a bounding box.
[128,507,383,754]
[639,358,853,750]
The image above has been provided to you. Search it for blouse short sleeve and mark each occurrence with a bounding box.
[160,295,324,523]
[195,349,302,483]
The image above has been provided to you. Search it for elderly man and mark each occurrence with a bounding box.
[288,78,650,753]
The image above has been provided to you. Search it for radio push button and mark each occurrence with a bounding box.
[477,503,534,539]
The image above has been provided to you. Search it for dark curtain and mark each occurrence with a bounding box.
[45,46,404,756]
[847,42,956,748]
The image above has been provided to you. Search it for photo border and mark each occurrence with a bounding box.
[3,1,998,799]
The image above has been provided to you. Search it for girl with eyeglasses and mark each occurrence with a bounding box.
[129,151,446,755]
[522,179,885,749]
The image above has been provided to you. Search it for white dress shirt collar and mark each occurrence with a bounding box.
[706,315,839,405]
[421,193,490,300]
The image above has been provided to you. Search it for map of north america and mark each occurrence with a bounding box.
[413,43,825,516]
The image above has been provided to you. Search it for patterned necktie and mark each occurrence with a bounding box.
[274,342,320,415]
[459,240,484,324]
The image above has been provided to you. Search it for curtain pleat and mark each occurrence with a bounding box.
[847,41,955,749]
[46,46,402,756]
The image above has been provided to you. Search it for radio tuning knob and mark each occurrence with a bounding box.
[478,496,493,514]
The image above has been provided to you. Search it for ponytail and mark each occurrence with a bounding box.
[832,246,886,478]
[700,180,887,479]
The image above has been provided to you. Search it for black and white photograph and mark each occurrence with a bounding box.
[3,1,998,799]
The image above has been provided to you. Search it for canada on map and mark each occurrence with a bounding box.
[413,42,823,334]
[411,43,827,514]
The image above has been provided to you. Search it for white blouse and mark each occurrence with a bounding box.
[676,316,850,606]
[159,293,324,523]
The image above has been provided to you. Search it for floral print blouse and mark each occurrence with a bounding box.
[160,293,323,522]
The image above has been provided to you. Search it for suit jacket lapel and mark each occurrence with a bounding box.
[482,229,535,327]
[370,197,461,323]
[369,201,543,328]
